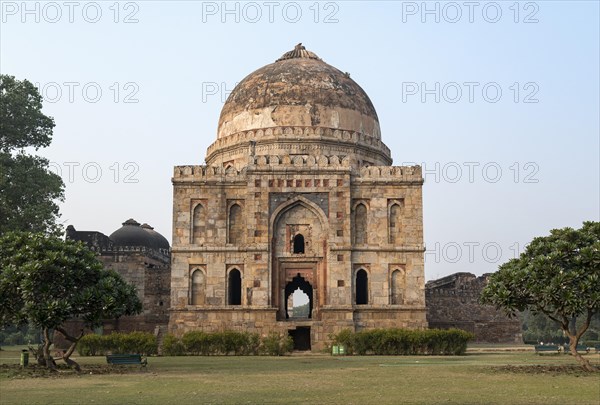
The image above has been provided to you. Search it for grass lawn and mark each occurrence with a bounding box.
[0,346,598,404]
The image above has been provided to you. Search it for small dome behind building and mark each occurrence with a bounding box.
[109,219,169,250]
[141,223,170,250]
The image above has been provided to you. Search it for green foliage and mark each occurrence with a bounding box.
[481,221,599,370]
[162,334,185,356]
[77,334,107,356]
[0,152,65,235]
[0,75,64,235]
[112,332,157,355]
[520,310,600,344]
[0,232,142,369]
[0,232,142,330]
[481,222,600,321]
[0,75,55,151]
[330,328,474,355]
[78,332,157,356]
[0,324,41,345]
[260,332,293,356]
[181,331,214,355]
[161,331,289,356]
[290,302,310,318]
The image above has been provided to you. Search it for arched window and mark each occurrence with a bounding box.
[228,204,243,244]
[293,234,305,254]
[356,269,368,305]
[228,269,242,305]
[354,203,367,245]
[389,203,401,244]
[391,270,403,305]
[191,269,205,305]
[192,204,205,244]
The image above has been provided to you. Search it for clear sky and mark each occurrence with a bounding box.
[1,0,598,280]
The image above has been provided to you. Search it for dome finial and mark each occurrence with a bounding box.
[276,43,322,62]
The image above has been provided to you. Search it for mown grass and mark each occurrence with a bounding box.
[0,346,598,404]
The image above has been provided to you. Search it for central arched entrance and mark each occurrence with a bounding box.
[285,274,313,319]
[270,197,328,323]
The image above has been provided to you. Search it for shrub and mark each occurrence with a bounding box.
[115,331,157,355]
[77,332,157,356]
[162,334,185,356]
[223,331,260,355]
[177,331,262,355]
[330,328,474,356]
[78,333,107,356]
[182,331,214,355]
[260,332,293,356]
[330,328,355,354]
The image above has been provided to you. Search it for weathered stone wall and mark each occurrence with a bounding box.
[425,273,522,343]
[169,155,427,350]
[96,253,170,332]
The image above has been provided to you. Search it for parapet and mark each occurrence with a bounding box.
[355,165,423,183]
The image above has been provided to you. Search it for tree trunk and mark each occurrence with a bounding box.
[569,337,595,372]
[562,311,596,372]
[42,328,56,371]
[54,327,83,372]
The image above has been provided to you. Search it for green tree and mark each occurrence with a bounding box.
[0,74,64,234]
[0,232,142,371]
[481,221,600,371]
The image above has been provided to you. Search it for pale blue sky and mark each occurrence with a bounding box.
[1,1,598,280]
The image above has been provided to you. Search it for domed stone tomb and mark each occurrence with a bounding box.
[170,44,427,351]
[207,43,391,169]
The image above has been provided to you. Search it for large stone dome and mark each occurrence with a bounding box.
[218,44,380,140]
[205,44,392,168]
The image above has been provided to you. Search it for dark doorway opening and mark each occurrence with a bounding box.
[285,274,313,319]
[293,234,305,254]
[289,327,311,351]
[228,269,241,305]
[356,269,368,305]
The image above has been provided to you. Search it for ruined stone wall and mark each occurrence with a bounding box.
[425,273,522,343]
[98,252,170,332]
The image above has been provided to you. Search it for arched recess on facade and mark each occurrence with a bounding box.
[353,202,368,245]
[190,268,206,305]
[268,196,329,247]
[228,203,244,245]
[355,268,369,305]
[228,268,242,306]
[192,203,206,244]
[388,200,403,244]
[269,196,328,316]
[390,268,404,305]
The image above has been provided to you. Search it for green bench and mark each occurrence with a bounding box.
[534,345,560,354]
[562,345,590,354]
[106,354,147,369]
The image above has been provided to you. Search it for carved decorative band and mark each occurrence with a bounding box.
[207,126,390,158]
